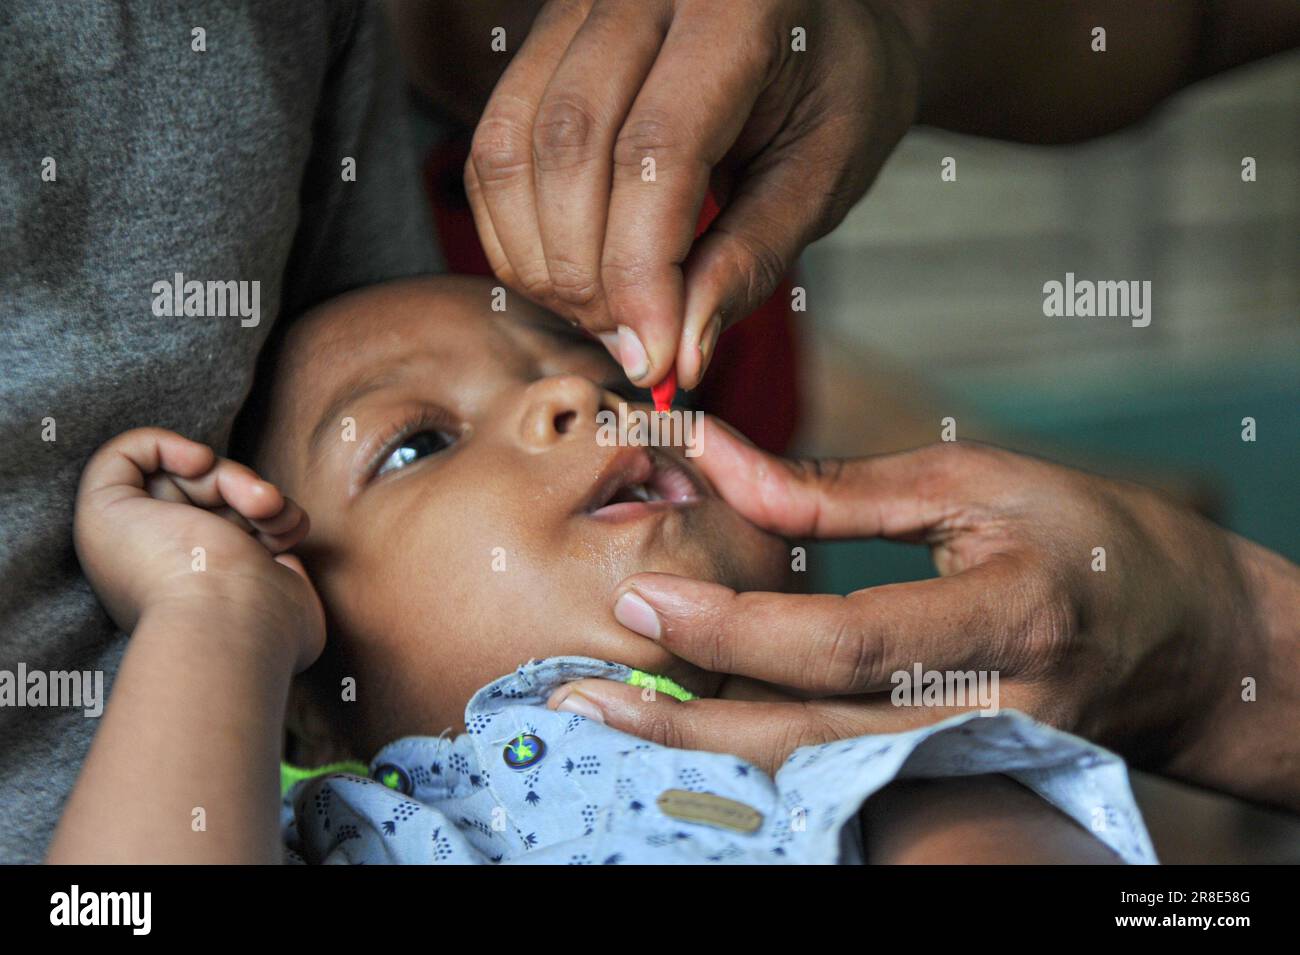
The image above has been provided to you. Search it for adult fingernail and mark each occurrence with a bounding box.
[697,312,722,377]
[616,325,649,381]
[597,331,621,360]
[550,688,605,723]
[614,590,661,639]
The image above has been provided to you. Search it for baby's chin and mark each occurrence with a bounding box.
[580,555,789,701]
[625,506,790,589]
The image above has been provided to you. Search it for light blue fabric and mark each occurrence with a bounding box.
[282,656,1156,864]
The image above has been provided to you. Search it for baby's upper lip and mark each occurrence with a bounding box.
[578,446,701,515]
[579,447,656,515]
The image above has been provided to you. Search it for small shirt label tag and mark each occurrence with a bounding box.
[656,789,764,834]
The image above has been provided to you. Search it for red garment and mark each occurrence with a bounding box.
[424,138,799,453]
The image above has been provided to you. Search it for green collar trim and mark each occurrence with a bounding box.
[280,668,695,796]
[279,759,370,798]
[623,669,697,702]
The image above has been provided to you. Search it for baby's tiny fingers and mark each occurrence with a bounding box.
[247,494,302,537]
[83,428,215,498]
[207,496,308,553]
[213,462,284,521]
[208,505,256,535]
[144,471,193,506]
[166,457,283,520]
[249,498,310,553]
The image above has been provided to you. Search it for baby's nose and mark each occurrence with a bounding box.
[516,374,608,451]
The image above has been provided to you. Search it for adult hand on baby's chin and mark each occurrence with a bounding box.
[549,418,1300,809]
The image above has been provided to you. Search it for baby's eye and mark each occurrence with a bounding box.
[376,430,455,478]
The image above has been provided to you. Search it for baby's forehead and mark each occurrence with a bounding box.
[270,275,598,432]
[288,276,494,359]
[282,277,558,383]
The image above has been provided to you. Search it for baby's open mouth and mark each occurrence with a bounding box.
[582,447,702,521]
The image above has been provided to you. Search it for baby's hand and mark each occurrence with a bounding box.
[74,427,325,671]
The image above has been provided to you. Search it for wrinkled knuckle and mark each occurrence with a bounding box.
[1018,572,1078,673]
[470,114,533,183]
[808,457,847,495]
[487,258,515,287]
[613,111,679,169]
[776,705,831,759]
[533,95,602,171]
[600,252,653,297]
[791,459,841,536]
[1040,591,1081,665]
[545,256,600,309]
[720,227,786,307]
[819,608,881,691]
[699,619,737,676]
[517,268,555,303]
[640,709,688,751]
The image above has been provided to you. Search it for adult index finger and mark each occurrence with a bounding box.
[693,416,975,540]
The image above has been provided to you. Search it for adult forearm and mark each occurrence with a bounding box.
[883,0,1300,143]
[46,604,296,864]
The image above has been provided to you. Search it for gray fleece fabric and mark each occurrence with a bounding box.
[0,0,438,861]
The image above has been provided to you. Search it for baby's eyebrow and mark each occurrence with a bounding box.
[306,366,406,465]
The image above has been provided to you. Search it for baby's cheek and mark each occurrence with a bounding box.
[667,504,793,593]
[736,524,794,593]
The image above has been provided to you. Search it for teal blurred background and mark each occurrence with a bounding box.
[810,358,1299,593]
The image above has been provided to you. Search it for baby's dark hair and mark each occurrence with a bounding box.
[227,315,352,765]
[227,314,295,474]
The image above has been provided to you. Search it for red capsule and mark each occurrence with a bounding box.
[651,365,677,414]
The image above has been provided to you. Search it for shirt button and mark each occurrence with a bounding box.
[374,763,412,795]
[502,733,546,770]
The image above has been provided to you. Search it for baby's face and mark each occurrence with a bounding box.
[260,277,788,757]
